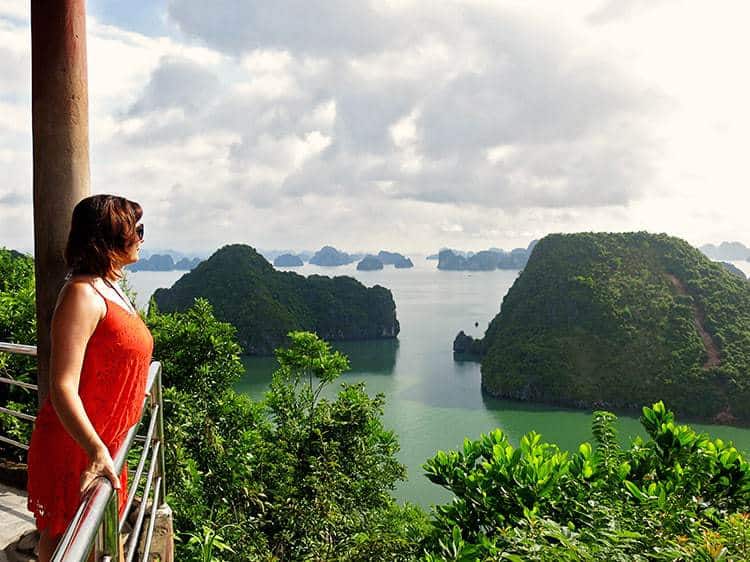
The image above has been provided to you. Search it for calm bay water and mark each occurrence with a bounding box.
[129,259,750,508]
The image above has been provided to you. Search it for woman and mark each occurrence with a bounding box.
[26,195,154,561]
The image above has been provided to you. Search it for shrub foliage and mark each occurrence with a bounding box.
[423,402,750,560]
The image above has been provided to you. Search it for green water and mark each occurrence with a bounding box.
[131,259,750,509]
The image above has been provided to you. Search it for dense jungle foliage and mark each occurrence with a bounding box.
[480,232,750,424]
[3,245,750,560]
[152,244,400,355]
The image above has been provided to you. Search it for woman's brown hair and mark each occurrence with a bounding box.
[65,195,143,279]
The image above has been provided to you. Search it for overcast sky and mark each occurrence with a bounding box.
[1,0,749,256]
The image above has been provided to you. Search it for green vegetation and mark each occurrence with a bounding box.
[152,244,399,355]
[423,402,750,560]
[0,248,36,460]
[4,243,750,559]
[479,232,750,424]
[147,308,425,561]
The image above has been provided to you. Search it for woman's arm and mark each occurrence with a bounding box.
[48,281,121,493]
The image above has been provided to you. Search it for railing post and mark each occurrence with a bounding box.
[95,492,120,561]
[146,363,174,562]
[153,365,167,505]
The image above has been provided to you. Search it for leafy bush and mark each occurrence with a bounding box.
[422,401,750,560]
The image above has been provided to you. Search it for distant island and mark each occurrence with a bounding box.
[152,244,400,355]
[464,232,750,424]
[356,251,414,271]
[427,248,472,261]
[357,255,384,271]
[260,249,315,263]
[127,253,201,272]
[438,241,537,271]
[378,251,413,269]
[309,246,356,266]
[273,253,304,267]
[700,241,750,261]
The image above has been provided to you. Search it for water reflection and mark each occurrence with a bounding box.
[237,338,400,398]
[335,339,399,375]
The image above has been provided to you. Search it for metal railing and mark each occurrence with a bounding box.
[0,342,38,451]
[0,343,169,561]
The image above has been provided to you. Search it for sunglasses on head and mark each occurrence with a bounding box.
[136,223,144,241]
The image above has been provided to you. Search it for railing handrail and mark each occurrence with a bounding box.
[0,341,168,561]
[0,342,37,356]
[0,342,39,451]
[52,361,166,562]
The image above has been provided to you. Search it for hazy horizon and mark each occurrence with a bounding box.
[5,233,750,260]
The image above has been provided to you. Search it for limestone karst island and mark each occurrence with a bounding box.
[456,232,750,425]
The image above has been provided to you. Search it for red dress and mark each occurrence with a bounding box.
[27,288,154,536]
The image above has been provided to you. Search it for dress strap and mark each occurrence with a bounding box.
[89,281,109,301]
[102,278,137,314]
[88,281,112,313]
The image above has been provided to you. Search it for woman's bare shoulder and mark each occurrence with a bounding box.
[56,276,106,318]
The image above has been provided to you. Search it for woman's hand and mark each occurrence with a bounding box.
[80,446,121,497]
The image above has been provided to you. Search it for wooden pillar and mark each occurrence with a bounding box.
[31,0,91,404]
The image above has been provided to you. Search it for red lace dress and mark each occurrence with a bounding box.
[27,287,154,536]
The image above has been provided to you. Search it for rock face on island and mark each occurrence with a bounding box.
[452,331,483,356]
[274,253,304,267]
[128,254,201,272]
[377,251,414,269]
[152,244,399,355]
[309,246,355,266]
[437,241,537,271]
[475,232,750,424]
[357,256,384,271]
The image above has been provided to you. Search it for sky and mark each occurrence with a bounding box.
[1,0,749,256]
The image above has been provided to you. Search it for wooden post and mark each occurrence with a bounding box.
[31,0,91,404]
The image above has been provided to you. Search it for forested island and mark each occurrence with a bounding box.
[152,244,399,354]
[470,232,750,424]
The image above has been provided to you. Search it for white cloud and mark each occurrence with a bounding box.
[2,1,750,255]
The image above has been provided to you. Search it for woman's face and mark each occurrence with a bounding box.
[120,222,144,266]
